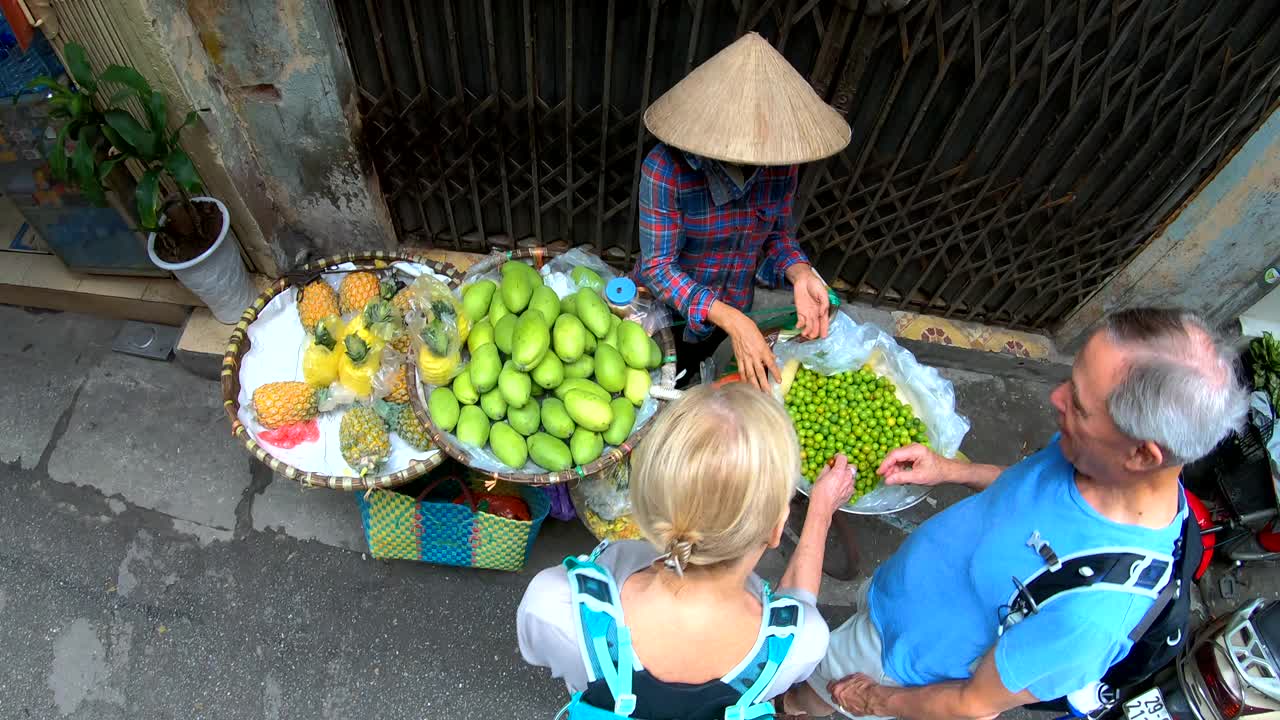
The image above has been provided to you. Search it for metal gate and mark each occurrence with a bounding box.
[335,0,1280,331]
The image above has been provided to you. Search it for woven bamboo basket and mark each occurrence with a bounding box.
[409,247,678,485]
[222,251,462,490]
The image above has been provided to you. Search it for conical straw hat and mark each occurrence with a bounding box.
[643,33,851,166]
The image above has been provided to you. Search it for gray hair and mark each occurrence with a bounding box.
[1101,308,1249,466]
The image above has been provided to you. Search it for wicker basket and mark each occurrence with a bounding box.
[409,247,678,485]
[222,251,463,490]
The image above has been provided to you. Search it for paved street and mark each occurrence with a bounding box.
[2,304,1275,719]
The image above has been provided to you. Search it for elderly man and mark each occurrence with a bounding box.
[634,33,850,389]
[786,307,1249,720]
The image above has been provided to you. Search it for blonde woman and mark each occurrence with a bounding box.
[518,383,856,720]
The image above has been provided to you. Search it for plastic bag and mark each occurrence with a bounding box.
[773,311,971,513]
[404,275,466,386]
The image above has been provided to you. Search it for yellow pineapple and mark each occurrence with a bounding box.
[384,364,411,403]
[252,381,322,429]
[340,405,391,476]
[296,281,339,332]
[339,271,382,315]
[391,285,414,317]
[302,316,341,387]
[338,335,382,397]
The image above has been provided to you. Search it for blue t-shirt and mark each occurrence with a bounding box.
[868,437,1181,701]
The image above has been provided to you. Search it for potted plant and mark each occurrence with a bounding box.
[29,43,255,323]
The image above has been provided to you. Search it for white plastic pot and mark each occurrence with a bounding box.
[147,196,255,324]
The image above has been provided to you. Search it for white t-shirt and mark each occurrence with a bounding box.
[517,540,831,700]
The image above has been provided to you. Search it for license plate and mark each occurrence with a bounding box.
[1124,687,1172,720]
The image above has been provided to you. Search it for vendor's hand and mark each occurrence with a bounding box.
[828,673,893,718]
[878,443,958,486]
[725,312,779,391]
[788,264,830,340]
[810,454,856,515]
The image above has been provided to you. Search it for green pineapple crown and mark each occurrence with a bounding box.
[362,300,403,342]
[344,334,371,363]
[314,318,338,350]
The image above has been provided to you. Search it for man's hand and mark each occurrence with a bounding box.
[828,673,895,717]
[878,443,960,486]
[810,454,856,515]
[788,264,830,340]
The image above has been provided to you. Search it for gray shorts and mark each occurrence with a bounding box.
[805,580,900,719]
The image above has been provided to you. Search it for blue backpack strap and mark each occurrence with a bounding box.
[563,544,638,718]
[723,586,804,720]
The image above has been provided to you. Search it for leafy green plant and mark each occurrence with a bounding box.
[24,43,206,257]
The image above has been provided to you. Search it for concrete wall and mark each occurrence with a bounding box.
[1057,107,1280,349]
[179,0,395,268]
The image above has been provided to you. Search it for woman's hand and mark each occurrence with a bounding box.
[710,303,779,391]
[787,264,831,340]
[810,454,856,516]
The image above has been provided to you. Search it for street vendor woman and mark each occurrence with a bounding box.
[633,32,851,390]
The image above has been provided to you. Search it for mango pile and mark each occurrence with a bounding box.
[784,365,930,504]
[427,261,663,473]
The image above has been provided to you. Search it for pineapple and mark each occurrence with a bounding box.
[384,364,411,404]
[339,271,382,315]
[302,316,341,387]
[252,381,322,429]
[390,285,414,318]
[338,334,382,397]
[296,281,339,332]
[393,403,433,452]
[340,405,391,476]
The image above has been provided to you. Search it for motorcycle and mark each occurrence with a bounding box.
[1111,599,1280,720]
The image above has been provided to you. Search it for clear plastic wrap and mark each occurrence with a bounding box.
[773,311,971,513]
[405,274,467,386]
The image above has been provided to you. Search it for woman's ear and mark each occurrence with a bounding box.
[767,505,790,549]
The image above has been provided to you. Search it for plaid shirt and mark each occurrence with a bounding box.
[634,143,808,342]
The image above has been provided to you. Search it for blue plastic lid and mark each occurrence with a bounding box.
[605,277,637,306]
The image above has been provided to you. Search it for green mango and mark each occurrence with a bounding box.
[452,369,479,405]
[480,387,508,421]
[507,399,541,436]
[499,361,532,407]
[469,342,501,392]
[500,265,535,313]
[624,368,651,407]
[531,383,545,397]
[570,427,604,466]
[427,387,460,431]
[583,330,597,354]
[488,290,510,325]
[616,320,650,369]
[492,314,517,355]
[560,293,578,317]
[531,351,564,390]
[603,397,636,446]
[528,286,561,327]
[609,314,621,329]
[461,280,497,323]
[571,266,604,291]
[540,398,576,439]
[527,432,573,472]
[563,354,594,379]
[512,311,551,371]
[564,389,614,433]
[575,288,612,338]
[467,319,494,354]
[594,343,626,393]
[600,324,618,350]
[455,405,491,447]
[553,315,588,362]
[647,337,663,369]
[490,422,529,468]
[554,377,611,403]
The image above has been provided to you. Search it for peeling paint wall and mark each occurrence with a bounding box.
[145,0,394,271]
[1057,108,1280,349]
